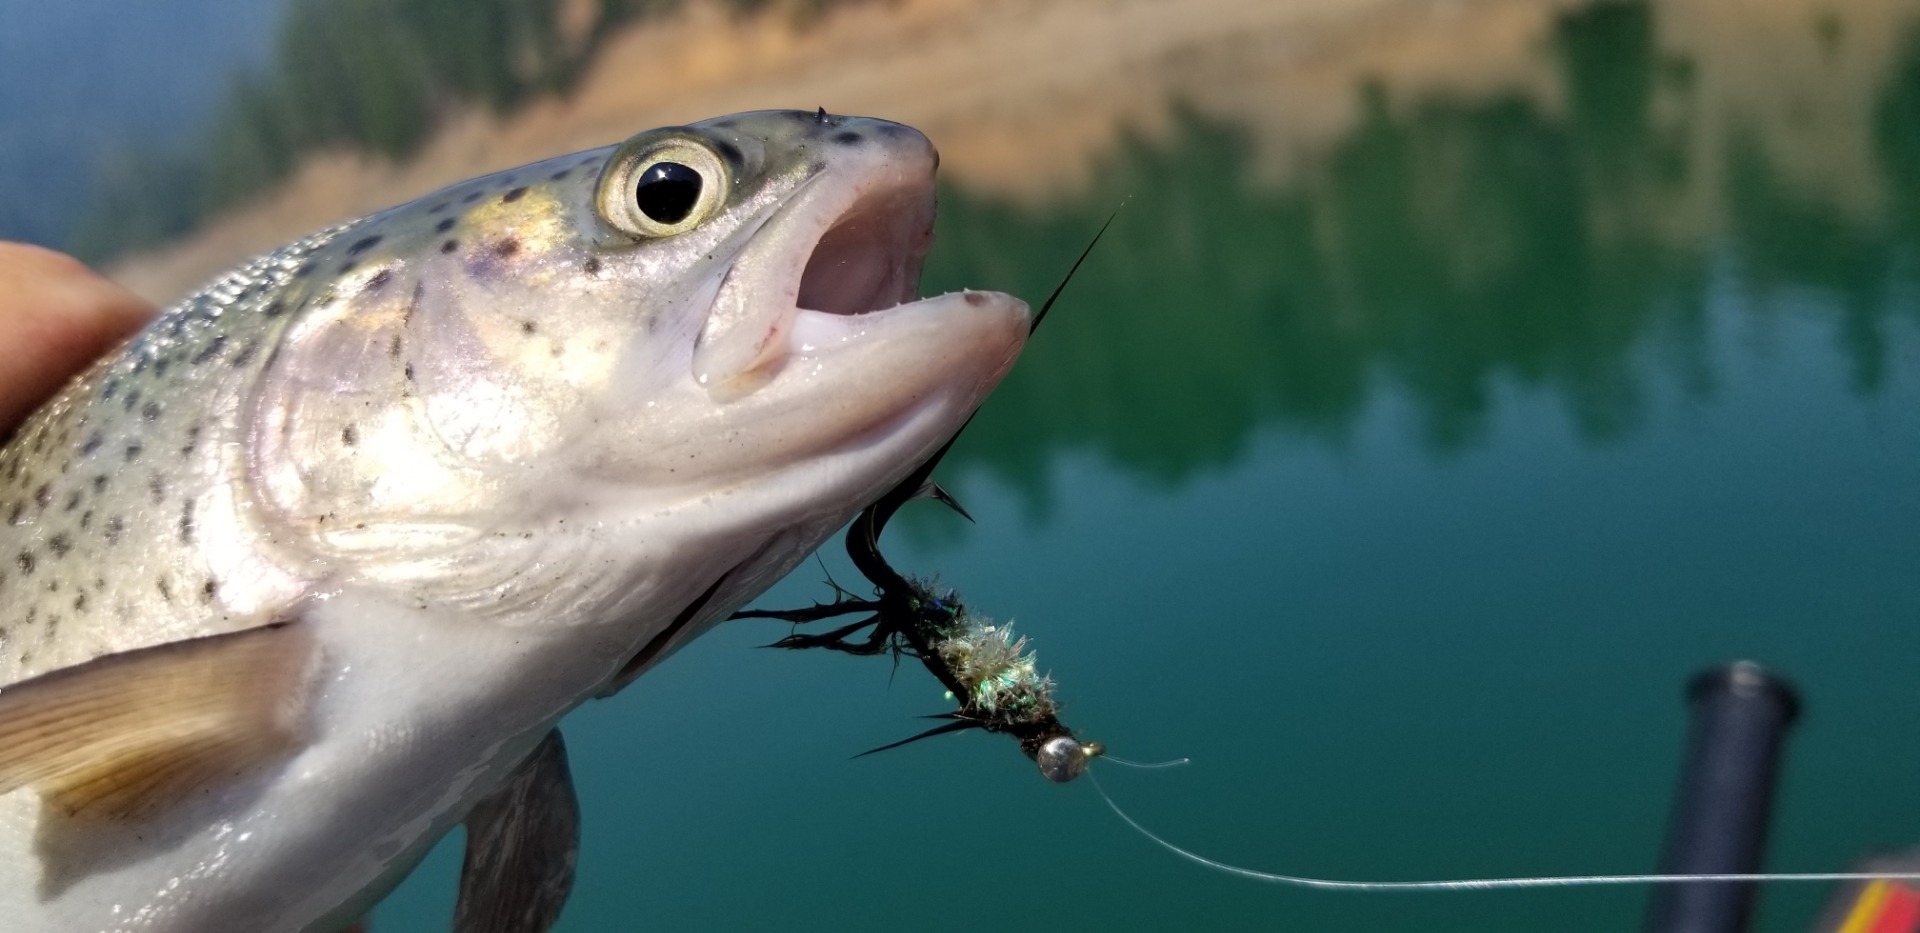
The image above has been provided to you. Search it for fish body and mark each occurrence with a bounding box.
[0,110,1029,931]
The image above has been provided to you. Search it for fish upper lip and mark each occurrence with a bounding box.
[692,164,937,398]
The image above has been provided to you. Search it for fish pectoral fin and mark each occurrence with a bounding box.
[455,729,580,933]
[0,621,318,822]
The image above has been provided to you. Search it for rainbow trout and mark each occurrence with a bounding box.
[0,110,1029,931]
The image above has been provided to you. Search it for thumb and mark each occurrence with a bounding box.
[0,242,156,431]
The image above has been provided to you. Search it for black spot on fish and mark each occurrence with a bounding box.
[493,239,521,259]
[80,432,104,456]
[428,202,449,214]
[92,577,104,591]
[181,425,201,458]
[154,356,171,377]
[232,339,261,368]
[348,235,383,255]
[462,191,484,204]
[435,217,456,233]
[104,516,125,544]
[366,268,394,291]
[520,321,537,335]
[131,352,150,375]
[192,336,228,365]
[295,262,317,278]
[16,552,33,575]
[33,483,50,510]
[388,334,404,358]
[141,401,162,423]
[342,424,358,447]
[102,379,120,401]
[91,475,107,494]
[79,510,92,530]
[4,502,19,526]
[72,592,86,612]
[125,443,143,462]
[583,256,602,276]
[404,363,416,382]
[179,499,195,543]
[202,579,219,602]
[503,186,529,203]
[832,130,863,146]
[63,490,80,512]
[157,578,171,602]
[148,475,166,505]
[441,239,459,254]
[123,387,142,413]
[549,168,571,181]
[47,534,70,558]
[264,300,287,318]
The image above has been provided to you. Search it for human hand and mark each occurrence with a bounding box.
[0,242,155,430]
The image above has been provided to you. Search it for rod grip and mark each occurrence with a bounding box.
[1642,661,1801,933]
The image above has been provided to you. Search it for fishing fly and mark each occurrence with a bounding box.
[731,214,1119,783]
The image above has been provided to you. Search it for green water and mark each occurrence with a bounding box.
[381,4,1920,930]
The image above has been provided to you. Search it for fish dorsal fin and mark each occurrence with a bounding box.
[0,621,318,823]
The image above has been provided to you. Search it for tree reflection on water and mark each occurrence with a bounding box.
[923,2,1920,499]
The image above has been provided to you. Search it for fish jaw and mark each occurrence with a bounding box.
[686,112,941,399]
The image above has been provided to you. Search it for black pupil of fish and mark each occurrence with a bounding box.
[635,161,702,225]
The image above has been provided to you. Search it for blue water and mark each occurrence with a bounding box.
[351,2,1915,929]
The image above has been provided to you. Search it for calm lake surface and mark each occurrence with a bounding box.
[372,4,1920,931]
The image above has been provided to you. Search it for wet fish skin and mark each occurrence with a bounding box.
[0,110,1029,931]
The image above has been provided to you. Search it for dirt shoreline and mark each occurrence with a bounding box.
[109,0,1574,304]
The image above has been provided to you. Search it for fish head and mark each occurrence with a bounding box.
[251,110,1027,639]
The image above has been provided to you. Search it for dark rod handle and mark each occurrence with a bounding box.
[1642,661,1802,933]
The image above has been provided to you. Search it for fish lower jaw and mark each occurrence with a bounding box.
[786,289,1014,354]
[699,288,1027,402]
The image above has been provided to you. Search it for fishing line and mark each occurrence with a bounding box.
[1089,771,1920,891]
[1103,755,1191,770]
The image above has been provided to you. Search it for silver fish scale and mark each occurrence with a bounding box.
[0,224,355,684]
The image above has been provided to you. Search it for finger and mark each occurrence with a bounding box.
[0,242,156,430]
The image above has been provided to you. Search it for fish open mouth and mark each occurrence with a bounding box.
[795,183,934,318]
[693,166,940,396]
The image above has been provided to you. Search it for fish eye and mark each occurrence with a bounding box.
[635,162,702,224]
[596,137,729,238]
